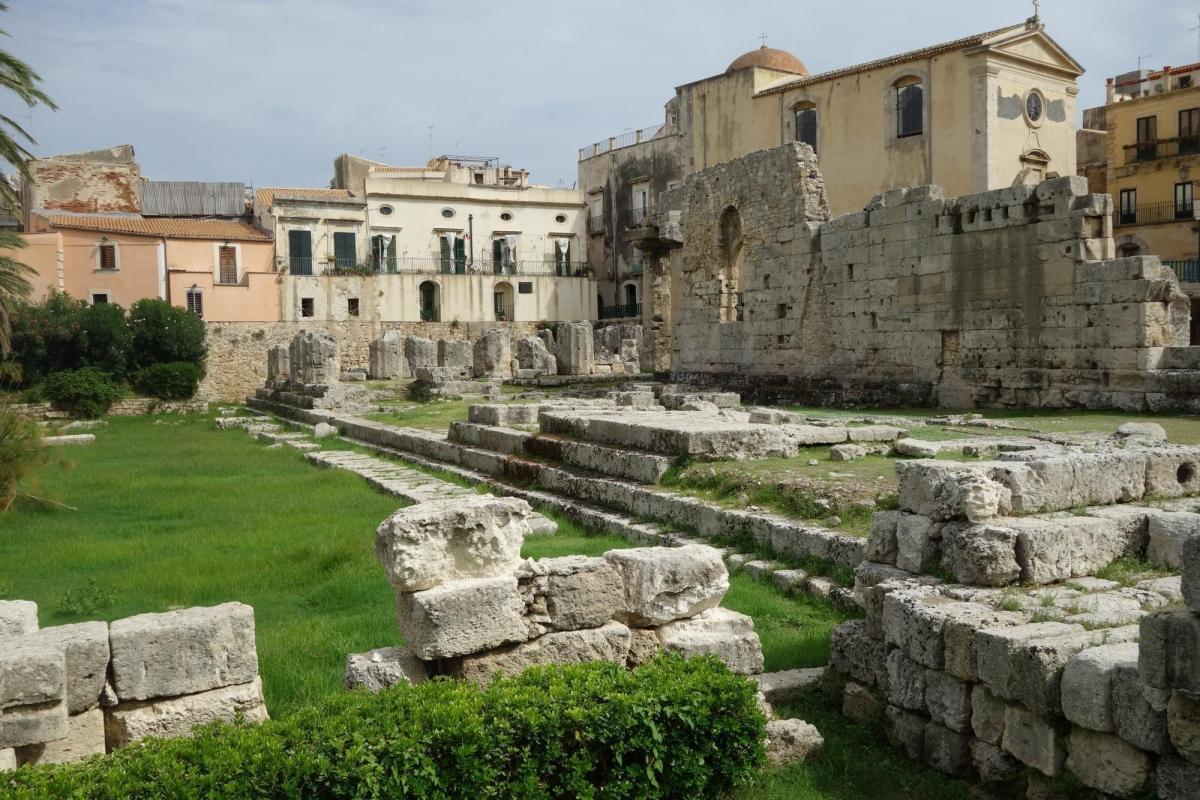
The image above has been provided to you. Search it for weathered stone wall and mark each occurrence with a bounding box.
[666,142,1200,411]
[0,601,265,769]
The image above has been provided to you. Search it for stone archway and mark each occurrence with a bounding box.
[718,206,744,322]
[419,280,440,322]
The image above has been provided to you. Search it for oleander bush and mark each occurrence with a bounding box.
[42,367,122,419]
[1,656,764,800]
[129,362,201,400]
[127,299,206,373]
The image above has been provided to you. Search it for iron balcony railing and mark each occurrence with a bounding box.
[288,256,314,276]
[1123,134,1200,164]
[624,206,655,227]
[598,302,642,320]
[1166,260,1200,283]
[287,257,594,278]
[587,213,606,234]
[477,259,594,277]
[1116,200,1195,227]
[419,307,438,322]
[578,124,666,161]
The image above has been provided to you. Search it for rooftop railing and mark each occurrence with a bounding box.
[579,124,666,161]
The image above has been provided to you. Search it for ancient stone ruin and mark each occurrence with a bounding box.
[257,330,370,410]
[0,601,265,769]
[645,142,1200,411]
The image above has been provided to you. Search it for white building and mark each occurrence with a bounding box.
[254,155,595,323]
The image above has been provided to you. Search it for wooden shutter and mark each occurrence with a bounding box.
[99,244,116,270]
[288,230,312,274]
[454,238,466,273]
[492,239,503,274]
[440,237,451,272]
[218,246,237,284]
[334,232,355,267]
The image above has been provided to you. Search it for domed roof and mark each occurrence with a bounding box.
[726,46,808,76]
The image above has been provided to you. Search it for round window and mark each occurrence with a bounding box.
[1025,90,1044,124]
[379,205,393,216]
[500,211,513,222]
[555,214,567,224]
[441,208,455,219]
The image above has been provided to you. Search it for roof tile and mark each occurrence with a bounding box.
[42,214,272,241]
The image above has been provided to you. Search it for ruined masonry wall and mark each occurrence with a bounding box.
[669,143,1198,411]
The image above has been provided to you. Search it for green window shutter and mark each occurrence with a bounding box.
[334,232,356,268]
[440,238,451,273]
[454,238,466,273]
[287,230,312,274]
[492,239,503,274]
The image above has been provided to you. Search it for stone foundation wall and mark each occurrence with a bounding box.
[665,143,1200,411]
[0,601,265,769]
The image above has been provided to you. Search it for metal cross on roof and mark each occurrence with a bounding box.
[758,33,768,47]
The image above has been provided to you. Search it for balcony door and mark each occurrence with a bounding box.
[1136,116,1158,162]
[1176,182,1194,220]
[1119,188,1137,226]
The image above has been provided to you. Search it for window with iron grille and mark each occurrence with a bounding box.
[795,105,817,152]
[98,243,116,270]
[896,82,923,138]
[218,245,238,284]
[91,293,109,305]
[186,289,203,318]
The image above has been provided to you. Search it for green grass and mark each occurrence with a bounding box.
[1,415,402,718]
[367,399,474,431]
[1095,556,1175,587]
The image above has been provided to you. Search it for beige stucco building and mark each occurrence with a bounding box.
[254,155,595,324]
[1103,63,1200,278]
[579,15,1082,314]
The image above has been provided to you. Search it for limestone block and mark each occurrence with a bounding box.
[1182,533,1200,612]
[1111,660,1171,753]
[265,344,290,384]
[1144,448,1200,498]
[516,555,623,631]
[1065,727,1150,798]
[886,648,926,711]
[1157,753,1200,800]
[26,622,109,713]
[895,438,939,458]
[453,621,633,684]
[865,511,900,565]
[923,721,971,776]
[971,684,1007,746]
[942,605,1025,683]
[15,708,104,766]
[655,608,764,675]
[1139,608,1200,692]
[0,640,65,710]
[403,336,436,372]
[1060,642,1137,732]
[1001,703,1066,777]
[764,718,823,766]
[438,339,474,372]
[1168,689,1200,763]
[313,422,337,438]
[0,601,37,638]
[829,443,866,462]
[754,668,824,707]
[894,514,939,574]
[1009,515,1128,584]
[626,628,662,668]
[288,330,339,384]
[881,588,955,668]
[924,669,971,732]
[556,321,594,376]
[604,545,728,627]
[896,461,1010,522]
[344,647,427,692]
[514,336,553,372]
[0,748,12,771]
[1147,512,1200,569]
[970,739,1022,784]
[884,705,927,761]
[397,575,528,660]
[368,332,406,379]
[938,523,1020,586]
[974,622,1082,702]
[104,678,268,749]
[1116,421,1167,441]
[108,603,258,702]
[375,495,533,592]
[1009,628,1097,716]
[842,681,884,724]
[829,620,886,688]
[0,700,67,750]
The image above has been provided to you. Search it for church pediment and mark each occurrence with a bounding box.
[971,27,1084,77]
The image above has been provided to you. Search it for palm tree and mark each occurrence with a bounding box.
[0,1,55,357]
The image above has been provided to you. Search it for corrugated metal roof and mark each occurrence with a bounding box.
[42,213,272,241]
[141,180,246,217]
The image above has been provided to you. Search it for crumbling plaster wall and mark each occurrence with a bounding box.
[668,142,1199,411]
[22,146,141,222]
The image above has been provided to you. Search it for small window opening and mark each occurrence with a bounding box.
[347,298,360,317]
[301,298,314,318]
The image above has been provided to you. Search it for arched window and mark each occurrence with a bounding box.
[623,282,638,310]
[895,77,923,138]
[419,280,440,322]
[1118,243,1142,258]
[493,281,515,322]
[718,207,744,323]
[794,102,817,153]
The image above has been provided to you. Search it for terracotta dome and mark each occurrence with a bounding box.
[726,46,808,76]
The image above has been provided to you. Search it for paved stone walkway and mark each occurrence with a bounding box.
[305,450,477,505]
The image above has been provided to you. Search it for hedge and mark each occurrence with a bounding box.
[1,656,765,799]
[129,362,201,400]
[42,368,122,419]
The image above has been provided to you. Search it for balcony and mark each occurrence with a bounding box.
[287,257,594,278]
[623,206,655,228]
[587,213,606,235]
[578,124,666,161]
[1166,260,1200,283]
[1123,135,1200,165]
[1116,201,1195,227]
[288,256,314,276]
[599,302,642,320]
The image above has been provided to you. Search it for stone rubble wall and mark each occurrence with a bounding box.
[668,142,1200,412]
[10,399,207,421]
[347,495,764,688]
[0,601,266,770]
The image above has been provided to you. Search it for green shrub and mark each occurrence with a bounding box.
[0,403,43,510]
[2,656,764,799]
[76,302,131,378]
[130,362,201,400]
[42,367,122,418]
[128,299,206,372]
[8,292,88,383]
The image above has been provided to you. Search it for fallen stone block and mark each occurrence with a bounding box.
[15,707,104,766]
[453,621,632,683]
[375,495,535,592]
[103,678,268,749]
[764,718,822,766]
[895,438,940,459]
[108,603,258,702]
[516,555,624,631]
[0,600,37,638]
[1060,642,1137,732]
[397,575,528,660]
[1065,727,1150,798]
[1001,703,1066,777]
[313,422,337,438]
[604,545,728,627]
[42,434,95,447]
[829,443,866,462]
[25,622,109,713]
[655,608,764,675]
[344,647,427,692]
[754,668,824,707]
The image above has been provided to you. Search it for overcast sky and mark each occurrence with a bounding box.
[5,0,1198,190]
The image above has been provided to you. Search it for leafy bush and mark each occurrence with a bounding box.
[0,403,43,510]
[8,292,88,383]
[2,656,764,799]
[76,302,131,377]
[56,578,115,616]
[42,367,122,418]
[129,362,201,400]
[128,298,206,372]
